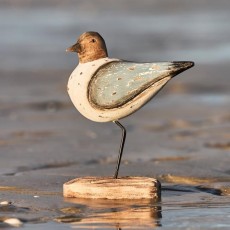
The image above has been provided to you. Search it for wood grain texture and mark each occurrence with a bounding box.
[63,176,161,200]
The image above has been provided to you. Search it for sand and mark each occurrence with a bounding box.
[0,0,229,229]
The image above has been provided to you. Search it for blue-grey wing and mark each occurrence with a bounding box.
[88,61,189,109]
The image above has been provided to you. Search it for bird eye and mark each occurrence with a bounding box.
[91,39,96,43]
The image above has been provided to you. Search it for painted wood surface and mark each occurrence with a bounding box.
[68,57,193,122]
[89,62,178,109]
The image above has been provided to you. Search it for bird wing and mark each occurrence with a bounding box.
[88,61,192,109]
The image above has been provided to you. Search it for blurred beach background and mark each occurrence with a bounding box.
[0,0,229,229]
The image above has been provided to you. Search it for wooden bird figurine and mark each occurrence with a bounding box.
[67,31,194,178]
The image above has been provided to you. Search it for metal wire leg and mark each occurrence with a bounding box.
[113,120,126,179]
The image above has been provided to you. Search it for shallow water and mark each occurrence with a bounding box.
[62,193,230,229]
[1,187,229,229]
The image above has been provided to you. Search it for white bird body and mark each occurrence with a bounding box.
[68,57,118,122]
[67,57,187,122]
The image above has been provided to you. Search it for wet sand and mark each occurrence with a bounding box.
[0,0,230,229]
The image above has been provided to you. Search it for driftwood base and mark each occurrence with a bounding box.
[63,176,161,200]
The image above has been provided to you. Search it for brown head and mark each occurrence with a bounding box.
[66,31,108,63]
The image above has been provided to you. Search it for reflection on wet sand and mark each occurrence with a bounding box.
[61,198,162,229]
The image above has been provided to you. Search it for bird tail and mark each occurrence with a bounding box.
[170,61,194,77]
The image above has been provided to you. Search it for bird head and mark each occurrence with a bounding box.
[66,31,108,63]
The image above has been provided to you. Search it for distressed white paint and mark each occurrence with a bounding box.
[67,58,191,122]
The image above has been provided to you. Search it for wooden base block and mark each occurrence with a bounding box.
[63,176,161,200]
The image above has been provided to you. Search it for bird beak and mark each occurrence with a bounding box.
[66,42,81,53]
